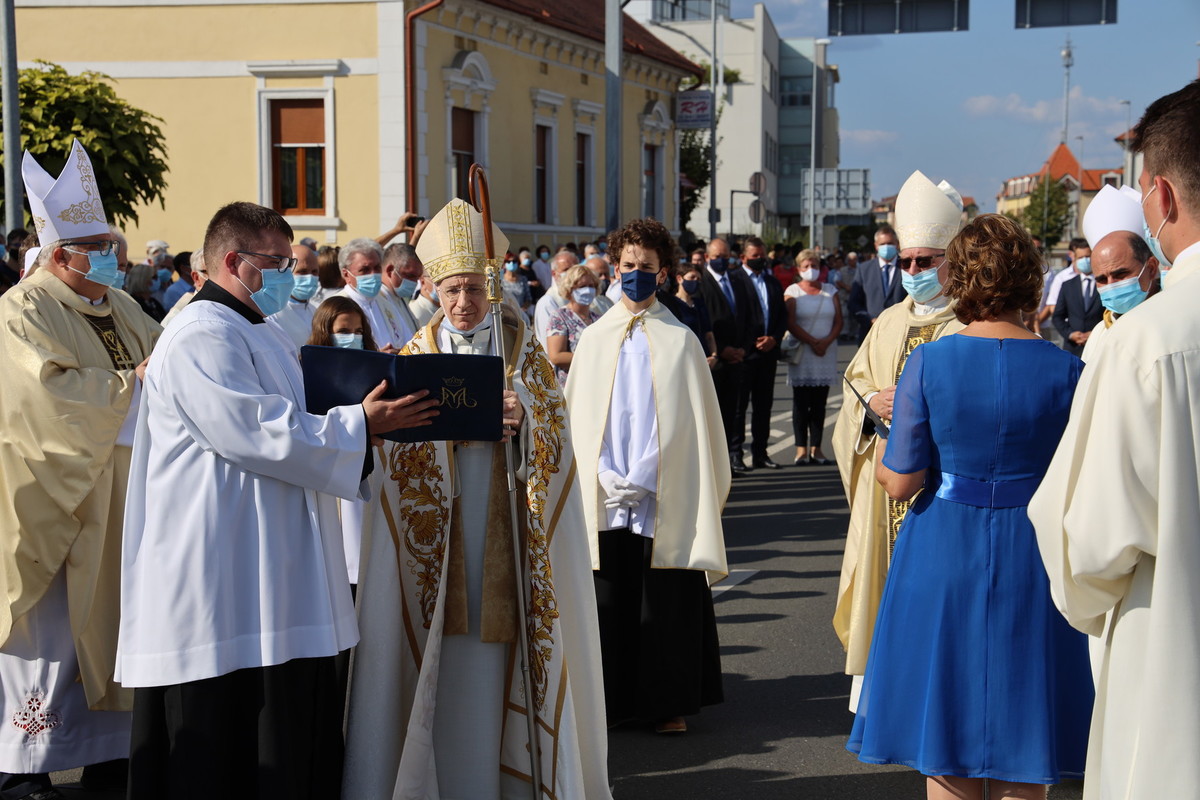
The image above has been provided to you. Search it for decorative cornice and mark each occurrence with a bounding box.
[247,59,345,77]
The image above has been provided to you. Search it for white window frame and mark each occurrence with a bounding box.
[573,99,602,229]
[531,89,564,226]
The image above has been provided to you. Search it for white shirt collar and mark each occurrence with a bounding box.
[707,265,730,282]
[76,293,106,306]
[913,293,950,316]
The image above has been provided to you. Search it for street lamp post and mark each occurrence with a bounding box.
[1060,37,1073,144]
[1074,134,1084,238]
[809,38,830,250]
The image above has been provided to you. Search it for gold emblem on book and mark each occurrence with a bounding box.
[440,376,477,409]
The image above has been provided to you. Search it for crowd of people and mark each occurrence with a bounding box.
[0,78,1196,800]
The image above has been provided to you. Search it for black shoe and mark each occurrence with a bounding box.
[753,457,783,470]
[730,456,749,474]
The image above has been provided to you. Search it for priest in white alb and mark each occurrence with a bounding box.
[342,198,611,800]
[565,217,729,735]
[0,141,161,798]
[119,201,437,798]
[832,171,966,709]
[1029,80,1200,800]
[338,237,415,351]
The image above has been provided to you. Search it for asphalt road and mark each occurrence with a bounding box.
[53,343,1084,799]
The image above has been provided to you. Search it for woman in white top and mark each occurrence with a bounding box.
[784,249,842,465]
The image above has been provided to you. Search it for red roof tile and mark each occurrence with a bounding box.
[479,0,702,77]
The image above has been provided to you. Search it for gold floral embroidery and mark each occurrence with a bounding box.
[390,441,449,628]
[56,146,105,226]
[31,215,46,235]
[519,336,565,710]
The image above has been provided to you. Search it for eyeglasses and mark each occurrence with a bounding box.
[440,285,487,300]
[898,255,943,271]
[236,250,297,273]
[63,240,120,257]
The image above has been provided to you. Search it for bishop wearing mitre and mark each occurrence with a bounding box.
[832,171,966,710]
[0,141,160,796]
[343,198,611,800]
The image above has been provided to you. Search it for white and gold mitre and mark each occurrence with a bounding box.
[22,139,109,246]
[416,198,510,283]
[1083,184,1145,249]
[894,170,963,250]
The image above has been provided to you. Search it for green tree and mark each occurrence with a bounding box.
[0,61,169,228]
[1015,178,1070,248]
[678,127,712,231]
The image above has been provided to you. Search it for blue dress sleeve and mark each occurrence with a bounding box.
[882,343,931,475]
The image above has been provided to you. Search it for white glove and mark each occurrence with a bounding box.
[599,470,640,508]
[614,481,650,508]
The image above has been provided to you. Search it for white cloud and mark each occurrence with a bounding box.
[963,92,1056,122]
[841,129,899,146]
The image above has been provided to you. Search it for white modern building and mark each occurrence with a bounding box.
[629,1,840,243]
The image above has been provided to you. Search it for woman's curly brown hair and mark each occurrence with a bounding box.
[607,217,677,280]
[943,213,1045,324]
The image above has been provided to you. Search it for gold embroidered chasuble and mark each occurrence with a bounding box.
[831,296,963,676]
[343,306,611,800]
[0,268,160,709]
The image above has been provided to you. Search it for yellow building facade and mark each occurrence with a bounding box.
[13,0,696,252]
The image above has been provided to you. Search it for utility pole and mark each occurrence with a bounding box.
[604,0,622,234]
[1,0,20,233]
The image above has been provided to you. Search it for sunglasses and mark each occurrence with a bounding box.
[898,255,942,270]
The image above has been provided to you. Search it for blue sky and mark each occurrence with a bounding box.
[732,0,1200,208]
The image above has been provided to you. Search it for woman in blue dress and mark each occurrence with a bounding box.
[847,214,1093,800]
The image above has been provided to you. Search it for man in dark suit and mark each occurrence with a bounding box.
[729,237,787,470]
[848,225,905,343]
[1052,237,1103,357]
[695,237,754,474]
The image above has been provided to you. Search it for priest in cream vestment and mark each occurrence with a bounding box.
[0,141,160,794]
[832,171,965,706]
[566,218,729,735]
[343,199,611,800]
[1030,83,1200,800]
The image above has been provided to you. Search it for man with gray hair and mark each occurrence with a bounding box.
[584,254,614,314]
[380,241,422,336]
[533,250,579,342]
[337,237,410,351]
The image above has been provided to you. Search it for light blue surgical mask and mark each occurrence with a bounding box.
[572,286,597,305]
[1097,263,1151,315]
[1075,256,1092,275]
[1142,183,1174,271]
[355,273,382,298]
[111,270,127,291]
[332,332,364,349]
[877,243,898,263]
[235,255,294,317]
[397,278,419,300]
[429,287,438,303]
[64,248,122,287]
[900,262,943,303]
[505,261,518,272]
[290,273,319,301]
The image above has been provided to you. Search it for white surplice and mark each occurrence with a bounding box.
[118,299,365,687]
[1029,243,1200,800]
[340,285,414,350]
[598,318,659,537]
[269,298,316,348]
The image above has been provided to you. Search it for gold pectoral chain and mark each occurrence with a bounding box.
[885,322,945,561]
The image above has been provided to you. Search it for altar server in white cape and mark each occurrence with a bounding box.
[832,171,965,710]
[342,198,611,800]
[1030,79,1200,800]
[119,201,437,799]
[565,217,729,735]
[0,140,161,798]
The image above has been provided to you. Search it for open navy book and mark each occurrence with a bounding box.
[301,345,505,443]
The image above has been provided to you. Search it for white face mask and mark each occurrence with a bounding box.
[799,268,820,282]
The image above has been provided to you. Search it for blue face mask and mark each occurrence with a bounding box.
[1097,264,1151,315]
[429,287,438,303]
[111,270,127,291]
[1075,256,1092,275]
[156,267,174,291]
[900,263,943,303]
[1142,183,1174,272]
[355,273,382,298]
[505,261,518,272]
[397,278,419,299]
[290,273,319,301]
[572,286,597,305]
[877,243,898,262]
[65,249,122,287]
[332,332,364,349]
[707,257,728,274]
[682,278,700,296]
[251,269,295,317]
[621,269,659,302]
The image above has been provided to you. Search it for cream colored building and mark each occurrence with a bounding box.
[14,0,697,252]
